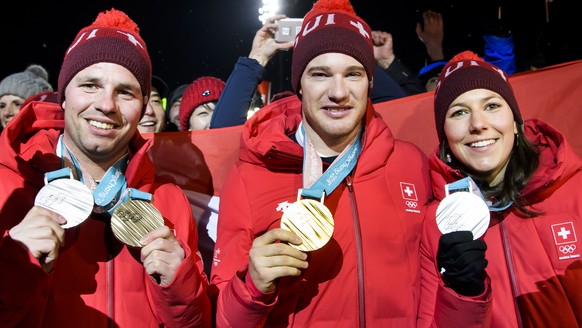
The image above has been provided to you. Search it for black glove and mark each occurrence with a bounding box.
[436,231,488,296]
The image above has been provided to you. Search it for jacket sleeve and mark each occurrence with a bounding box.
[210,57,266,129]
[382,57,426,95]
[0,171,52,326]
[146,184,212,327]
[370,63,408,104]
[418,203,492,327]
[0,232,52,326]
[210,166,274,327]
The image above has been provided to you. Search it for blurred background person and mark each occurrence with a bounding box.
[179,76,225,131]
[0,64,53,133]
[138,75,169,133]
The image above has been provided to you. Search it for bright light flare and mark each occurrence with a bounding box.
[258,0,279,23]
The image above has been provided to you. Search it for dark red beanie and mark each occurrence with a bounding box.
[433,51,523,145]
[179,77,225,131]
[58,8,152,108]
[291,0,374,94]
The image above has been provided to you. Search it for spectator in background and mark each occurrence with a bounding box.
[138,75,169,133]
[210,15,294,128]
[179,76,225,131]
[0,64,53,133]
[373,30,426,95]
[165,83,188,131]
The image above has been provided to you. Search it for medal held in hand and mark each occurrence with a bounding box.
[35,171,94,229]
[436,191,490,239]
[281,191,334,251]
[111,199,164,247]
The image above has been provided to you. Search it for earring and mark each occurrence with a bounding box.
[446,153,452,163]
[515,133,519,146]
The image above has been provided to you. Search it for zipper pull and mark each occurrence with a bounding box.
[346,175,353,192]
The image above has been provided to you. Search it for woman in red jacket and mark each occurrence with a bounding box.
[419,51,582,327]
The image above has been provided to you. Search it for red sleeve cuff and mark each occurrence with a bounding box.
[244,270,276,303]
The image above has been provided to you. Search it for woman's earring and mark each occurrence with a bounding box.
[446,153,452,163]
[515,133,519,146]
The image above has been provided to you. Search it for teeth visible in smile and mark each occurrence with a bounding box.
[139,121,155,126]
[89,120,114,130]
[327,108,347,112]
[470,139,495,147]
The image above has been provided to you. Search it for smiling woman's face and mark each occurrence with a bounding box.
[444,88,517,184]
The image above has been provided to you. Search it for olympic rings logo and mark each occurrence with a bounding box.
[406,201,417,208]
[38,193,66,207]
[559,244,577,254]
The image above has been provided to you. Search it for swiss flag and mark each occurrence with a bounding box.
[400,182,418,201]
[552,222,577,245]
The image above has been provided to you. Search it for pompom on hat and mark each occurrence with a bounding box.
[0,64,53,100]
[58,8,152,107]
[179,77,225,131]
[433,50,523,145]
[291,0,374,94]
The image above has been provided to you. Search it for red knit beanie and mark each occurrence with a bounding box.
[433,51,523,145]
[291,0,374,94]
[179,77,225,131]
[58,8,152,108]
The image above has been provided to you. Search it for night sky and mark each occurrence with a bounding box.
[3,0,580,96]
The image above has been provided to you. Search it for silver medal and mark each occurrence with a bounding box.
[35,179,94,228]
[436,191,490,239]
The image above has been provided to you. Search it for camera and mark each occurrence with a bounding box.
[275,18,303,43]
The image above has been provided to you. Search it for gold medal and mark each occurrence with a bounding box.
[35,178,94,229]
[111,200,164,247]
[281,198,334,251]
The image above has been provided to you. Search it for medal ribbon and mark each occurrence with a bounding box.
[296,122,362,199]
[54,135,152,216]
[445,176,512,211]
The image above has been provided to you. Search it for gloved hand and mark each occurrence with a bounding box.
[436,231,488,296]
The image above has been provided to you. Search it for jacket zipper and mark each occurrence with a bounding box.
[107,259,115,327]
[346,175,366,328]
[500,219,523,328]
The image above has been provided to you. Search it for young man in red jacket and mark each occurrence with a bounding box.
[0,9,211,327]
[210,0,433,326]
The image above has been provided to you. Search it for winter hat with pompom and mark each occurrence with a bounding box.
[57,8,151,107]
[433,50,522,145]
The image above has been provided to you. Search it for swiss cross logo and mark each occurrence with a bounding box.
[552,222,577,245]
[400,182,418,201]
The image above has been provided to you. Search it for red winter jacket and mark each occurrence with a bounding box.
[419,119,582,327]
[0,101,211,327]
[211,96,432,327]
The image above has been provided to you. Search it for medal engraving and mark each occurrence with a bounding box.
[35,179,94,229]
[436,192,490,239]
[111,200,164,247]
[281,199,334,251]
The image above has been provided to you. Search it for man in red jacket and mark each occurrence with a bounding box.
[0,8,211,327]
[210,0,432,326]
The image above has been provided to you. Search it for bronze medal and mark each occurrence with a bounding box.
[281,199,334,251]
[34,178,94,229]
[111,200,164,247]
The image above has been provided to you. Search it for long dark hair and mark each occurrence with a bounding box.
[440,124,541,217]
